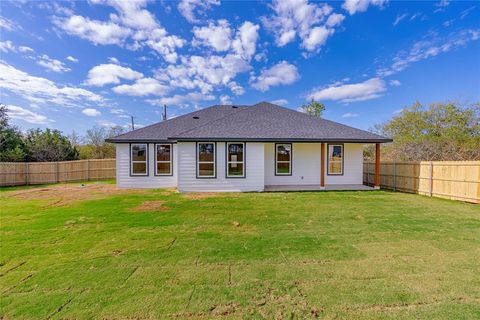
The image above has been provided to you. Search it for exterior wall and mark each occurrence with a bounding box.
[178,142,265,192]
[264,143,363,186]
[116,143,178,188]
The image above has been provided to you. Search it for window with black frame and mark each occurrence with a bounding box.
[226,142,245,178]
[155,144,172,175]
[328,144,343,175]
[131,143,147,175]
[275,144,291,175]
[197,143,215,177]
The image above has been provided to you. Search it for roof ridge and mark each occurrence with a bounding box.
[170,105,250,139]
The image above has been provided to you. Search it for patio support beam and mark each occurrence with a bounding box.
[375,143,380,189]
[320,143,325,190]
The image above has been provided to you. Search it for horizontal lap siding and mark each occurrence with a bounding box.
[178,142,264,192]
[264,143,363,186]
[116,143,177,188]
[265,143,321,185]
[325,143,363,185]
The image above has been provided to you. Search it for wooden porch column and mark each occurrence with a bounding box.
[375,143,380,189]
[320,143,325,190]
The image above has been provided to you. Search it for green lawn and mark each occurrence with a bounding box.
[1,182,479,319]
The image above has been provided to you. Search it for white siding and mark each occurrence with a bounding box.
[324,143,363,185]
[178,142,265,192]
[116,143,178,188]
[264,143,363,186]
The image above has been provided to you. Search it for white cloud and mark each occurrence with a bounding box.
[262,0,343,52]
[0,16,15,31]
[6,105,50,124]
[193,20,259,60]
[53,15,131,45]
[66,56,78,62]
[37,54,71,73]
[393,13,408,26]
[19,46,34,53]
[271,99,288,106]
[85,63,143,86]
[389,79,401,86]
[342,0,387,15]
[434,0,450,13]
[251,61,300,92]
[110,108,130,118]
[308,78,386,102]
[53,1,185,63]
[82,108,101,117]
[220,95,232,105]
[377,29,480,77]
[193,20,232,52]
[393,108,404,114]
[342,112,359,118]
[0,62,103,108]
[147,92,215,107]
[112,78,169,96]
[177,0,220,24]
[158,54,251,94]
[227,81,245,96]
[231,21,260,60]
[0,40,16,53]
[108,57,120,64]
[302,26,334,51]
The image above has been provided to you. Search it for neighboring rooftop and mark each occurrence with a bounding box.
[106,102,392,143]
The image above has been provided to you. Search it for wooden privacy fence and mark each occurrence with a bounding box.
[364,161,480,204]
[0,159,116,187]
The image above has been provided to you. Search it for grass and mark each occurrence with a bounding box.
[1,182,479,319]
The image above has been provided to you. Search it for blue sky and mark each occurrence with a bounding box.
[1,0,479,135]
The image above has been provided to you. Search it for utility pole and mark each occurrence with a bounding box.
[131,116,135,131]
[163,105,167,121]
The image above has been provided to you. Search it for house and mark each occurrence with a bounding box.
[106,102,392,192]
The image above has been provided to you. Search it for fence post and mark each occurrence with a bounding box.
[25,163,28,185]
[393,160,396,192]
[55,162,59,183]
[429,161,433,197]
[87,159,90,181]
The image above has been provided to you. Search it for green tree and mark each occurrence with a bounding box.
[83,125,125,159]
[370,101,480,161]
[0,104,27,162]
[24,128,79,162]
[302,99,326,118]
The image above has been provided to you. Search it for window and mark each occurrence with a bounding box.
[155,144,172,176]
[197,142,216,178]
[275,143,292,175]
[131,143,148,176]
[226,142,245,178]
[328,144,343,175]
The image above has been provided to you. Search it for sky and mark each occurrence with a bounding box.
[1,0,479,135]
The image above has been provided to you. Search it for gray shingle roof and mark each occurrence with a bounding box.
[106,102,392,143]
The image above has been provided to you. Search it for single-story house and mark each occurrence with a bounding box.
[106,102,392,192]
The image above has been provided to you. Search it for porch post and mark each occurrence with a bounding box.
[375,143,380,189]
[320,143,325,190]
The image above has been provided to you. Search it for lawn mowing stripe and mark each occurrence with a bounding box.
[47,288,86,319]
[2,273,34,294]
[0,261,26,277]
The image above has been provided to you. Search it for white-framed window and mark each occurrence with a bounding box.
[155,144,172,176]
[197,142,216,178]
[328,144,343,175]
[130,143,148,176]
[275,143,292,175]
[226,142,245,178]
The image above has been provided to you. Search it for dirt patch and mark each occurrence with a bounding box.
[129,200,168,212]
[7,184,147,207]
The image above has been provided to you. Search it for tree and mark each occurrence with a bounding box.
[24,128,79,162]
[302,99,326,118]
[0,104,27,162]
[369,101,480,161]
[82,125,125,159]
